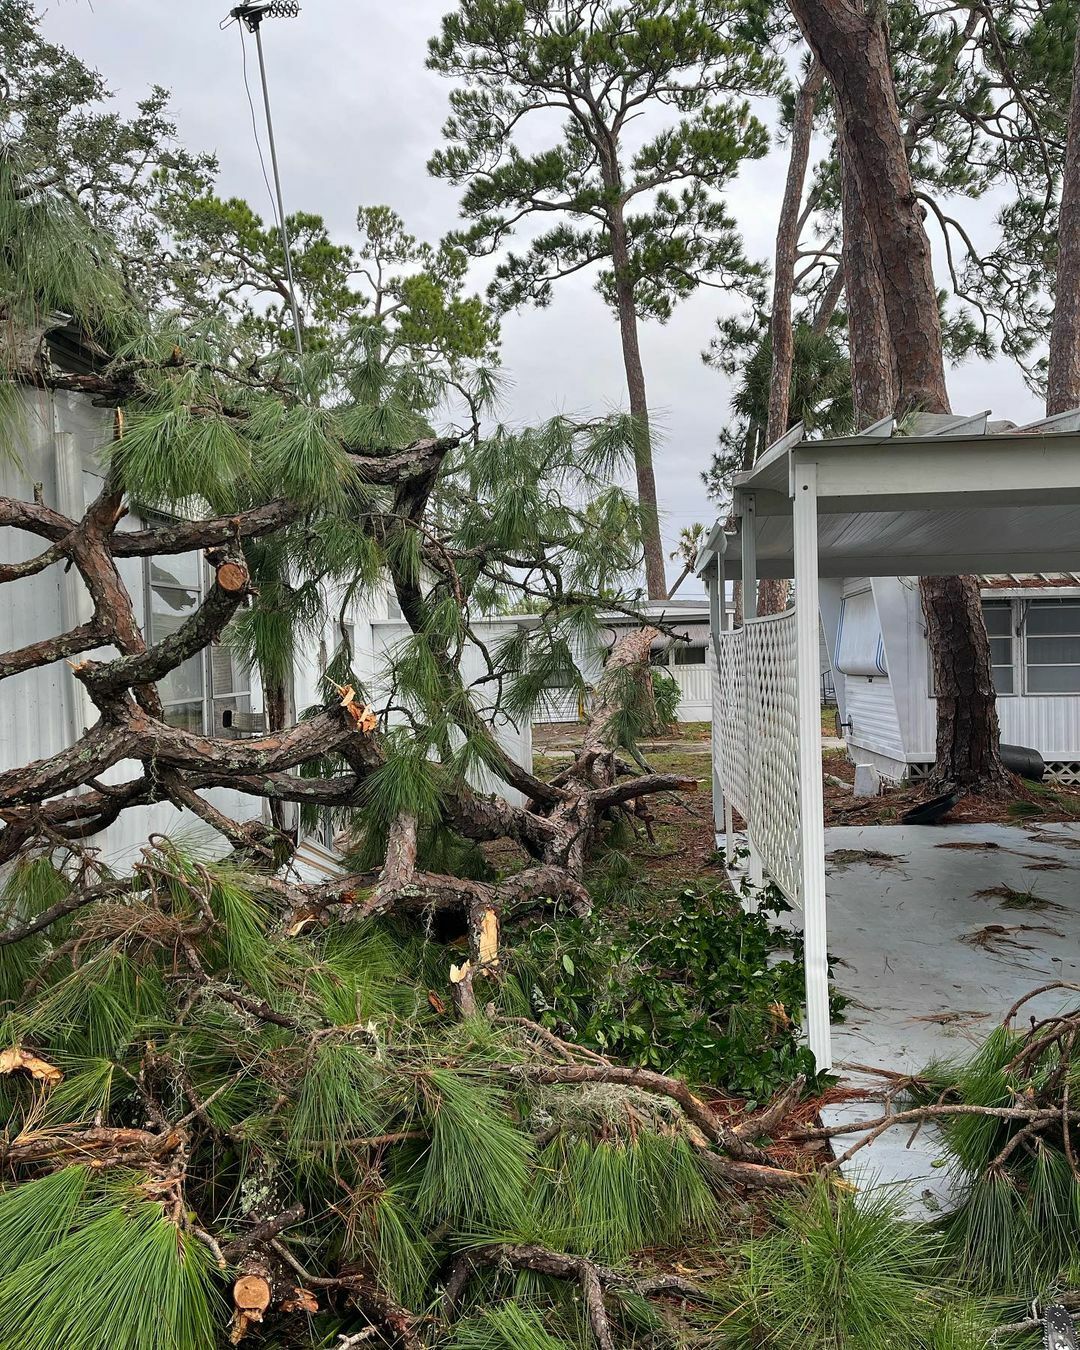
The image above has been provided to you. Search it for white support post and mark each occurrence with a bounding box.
[716,548,736,859]
[738,494,763,889]
[707,571,726,849]
[792,459,832,1072]
[740,492,757,612]
[818,576,846,730]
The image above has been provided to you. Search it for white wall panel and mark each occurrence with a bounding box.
[0,390,268,869]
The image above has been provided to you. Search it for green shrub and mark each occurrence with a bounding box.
[650,666,681,728]
[507,884,842,1100]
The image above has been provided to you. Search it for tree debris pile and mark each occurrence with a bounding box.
[0,844,810,1349]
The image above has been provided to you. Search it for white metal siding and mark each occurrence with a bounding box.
[0,388,267,868]
[672,664,712,720]
[835,578,906,774]
[845,576,1080,768]
[835,588,887,677]
[530,614,716,726]
[844,677,906,769]
[998,697,1080,758]
[368,618,533,808]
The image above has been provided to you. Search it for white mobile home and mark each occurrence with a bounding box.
[291,598,533,809]
[531,599,723,726]
[0,380,267,867]
[0,334,532,866]
[823,573,1080,784]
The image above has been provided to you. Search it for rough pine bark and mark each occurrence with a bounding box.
[921,575,1006,789]
[759,60,825,618]
[605,186,666,599]
[839,116,897,428]
[788,0,948,417]
[1047,17,1080,415]
[789,0,1007,790]
[766,60,826,450]
[810,263,845,337]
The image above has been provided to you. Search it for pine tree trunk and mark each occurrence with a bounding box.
[920,575,1007,789]
[263,677,291,834]
[790,0,1006,791]
[791,0,949,418]
[810,264,845,336]
[766,60,825,448]
[839,116,897,428]
[759,60,825,619]
[1047,18,1080,415]
[606,198,667,599]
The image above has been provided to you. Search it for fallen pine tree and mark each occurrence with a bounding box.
[0,148,809,1348]
[0,840,810,1348]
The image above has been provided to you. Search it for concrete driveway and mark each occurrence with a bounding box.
[811,820,1080,1214]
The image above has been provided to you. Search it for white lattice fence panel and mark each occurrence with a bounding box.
[713,630,749,820]
[745,611,801,903]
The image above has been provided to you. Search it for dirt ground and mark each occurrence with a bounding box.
[532,720,1080,860]
[821,744,1080,826]
[532,721,719,889]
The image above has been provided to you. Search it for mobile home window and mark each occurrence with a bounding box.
[149,555,207,732]
[982,600,1015,695]
[1024,600,1080,694]
[147,551,252,733]
[930,598,1016,696]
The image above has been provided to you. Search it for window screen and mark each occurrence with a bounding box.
[147,544,253,733]
[1024,600,1080,694]
[149,557,206,732]
[982,600,1015,695]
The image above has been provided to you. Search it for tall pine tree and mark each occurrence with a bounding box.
[427,0,780,598]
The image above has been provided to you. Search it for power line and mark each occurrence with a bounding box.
[224,2,305,359]
[237,24,280,236]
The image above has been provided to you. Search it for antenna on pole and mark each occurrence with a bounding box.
[224,1,305,359]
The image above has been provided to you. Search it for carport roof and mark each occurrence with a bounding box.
[695,411,1080,581]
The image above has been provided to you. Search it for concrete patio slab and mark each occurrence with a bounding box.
[821,820,1080,1073]
[807,821,1080,1214]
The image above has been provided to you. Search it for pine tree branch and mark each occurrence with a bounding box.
[442,1241,714,1350]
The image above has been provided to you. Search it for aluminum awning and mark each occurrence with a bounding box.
[696,412,1080,582]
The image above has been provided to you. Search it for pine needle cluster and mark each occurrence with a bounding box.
[0,846,736,1348]
[917,1019,1080,1295]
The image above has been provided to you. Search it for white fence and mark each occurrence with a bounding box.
[671,663,712,721]
[713,610,802,903]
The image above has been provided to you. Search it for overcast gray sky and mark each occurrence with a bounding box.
[40,0,1044,596]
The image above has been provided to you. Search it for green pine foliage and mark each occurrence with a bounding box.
[0,1170,219,1350]
[917,1027,1080,1294]
[427,1,778,327]
[0,856,72,1007]
[716,1180,990,1350]
[448,1301,576,1350]
[415,1068,533,1231]
[0,1166,89,1273]
[532,1132,719,1262]
[0,148,135,352]
[358,1184,435,1309]
[0,848,760,1348]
